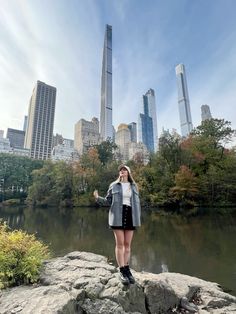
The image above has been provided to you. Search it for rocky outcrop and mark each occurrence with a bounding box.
[0,251,235,313]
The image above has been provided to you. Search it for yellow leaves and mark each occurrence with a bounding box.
[0,221,50,289]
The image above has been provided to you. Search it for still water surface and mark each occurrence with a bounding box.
[0,206,236,296]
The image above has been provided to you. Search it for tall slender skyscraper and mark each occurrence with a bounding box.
[201,104,212,121]
[145,89,158,151]
[138,89,157,152]
[138,94,154,152]
[100,24,113,141]
[24,80,56,159]
[175,64,193,137]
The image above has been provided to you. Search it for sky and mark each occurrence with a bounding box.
[0,0,236,141]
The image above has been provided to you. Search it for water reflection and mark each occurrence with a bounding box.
[0,206,235,296]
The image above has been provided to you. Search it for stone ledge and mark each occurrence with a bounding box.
[0,251,235,313]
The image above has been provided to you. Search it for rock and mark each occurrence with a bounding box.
[0,251,235,313]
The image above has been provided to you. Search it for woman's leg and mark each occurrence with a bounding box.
[124,230,134,265]
[113,230,125,267]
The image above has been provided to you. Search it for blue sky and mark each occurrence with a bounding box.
[0,0,236,141]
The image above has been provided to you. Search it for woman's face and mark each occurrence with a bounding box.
[119,167,128,179]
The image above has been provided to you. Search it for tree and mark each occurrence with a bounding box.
[158,130,182,174]
[170,165,198,206]
[192,119,235,149]
[27,162,56,206]
[0,154,43,201]
[94,140,117,165]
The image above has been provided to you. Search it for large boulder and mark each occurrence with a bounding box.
[0,251,235,313]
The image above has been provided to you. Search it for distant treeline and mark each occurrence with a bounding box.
[1,119,236,211]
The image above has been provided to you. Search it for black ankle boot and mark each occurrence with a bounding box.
[124,265,135,284]
[119,267,129,285]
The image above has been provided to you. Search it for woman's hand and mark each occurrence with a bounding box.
[93,190,99,200]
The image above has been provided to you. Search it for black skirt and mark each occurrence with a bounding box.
[110,205,136,230]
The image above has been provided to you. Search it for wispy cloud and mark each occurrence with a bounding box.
[0,0,236,140]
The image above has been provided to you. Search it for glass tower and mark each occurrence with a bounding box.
[175,64,193,137]
[100,24,113,141]
[145,89,158,151]
[128,122,137,143]
[138,89,157,152]
[138,94,154,152]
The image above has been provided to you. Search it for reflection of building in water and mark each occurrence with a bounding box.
[131,248,157,272]
[161,263,169,272]
[2,213,25,229]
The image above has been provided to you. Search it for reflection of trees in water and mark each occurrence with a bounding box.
[133,211,236,295]
[0,206,236,295]
[15,206,114,258]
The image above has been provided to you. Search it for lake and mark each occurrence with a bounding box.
[0,206,236,296]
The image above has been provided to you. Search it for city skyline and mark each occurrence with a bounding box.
[0,1,236,142]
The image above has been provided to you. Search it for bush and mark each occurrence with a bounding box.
[0,221,50,289]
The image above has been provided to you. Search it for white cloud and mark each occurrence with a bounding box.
[0,0,235,143]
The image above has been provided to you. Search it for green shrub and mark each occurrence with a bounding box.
[0,221,50,289]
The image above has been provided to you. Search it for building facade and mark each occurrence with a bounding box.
[74,117,100,155]
[100,24,113,141]
[23,116,28,132]
[51,139,78,162]
[128,142,149,165]
[0,136,29,157]
[115,124,131,161]
[144,89,158,151]
[24,81,56,160]
[6,128,25,148]
[128,122,137,143]
[201,104,212,121]
[175,64,193,137]
[53,133,64,148]
[138,92,155,152]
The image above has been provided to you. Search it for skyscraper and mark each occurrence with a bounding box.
[23,116,28,132]
[74,117,100,155]
[128,122,137,143]
[24,80,56,159]
[138,89,157,152]
[145,89,158,151]
[175,64,193,137]
[115,124,131,162]
[138,94,154,152]
[6,128,25,148]
[100,24,113,141]
[201,104,212,121]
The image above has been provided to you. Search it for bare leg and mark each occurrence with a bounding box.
[124,230,134,265]
[113,230,125,267]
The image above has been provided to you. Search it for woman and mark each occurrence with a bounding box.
[93,164,141,285]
